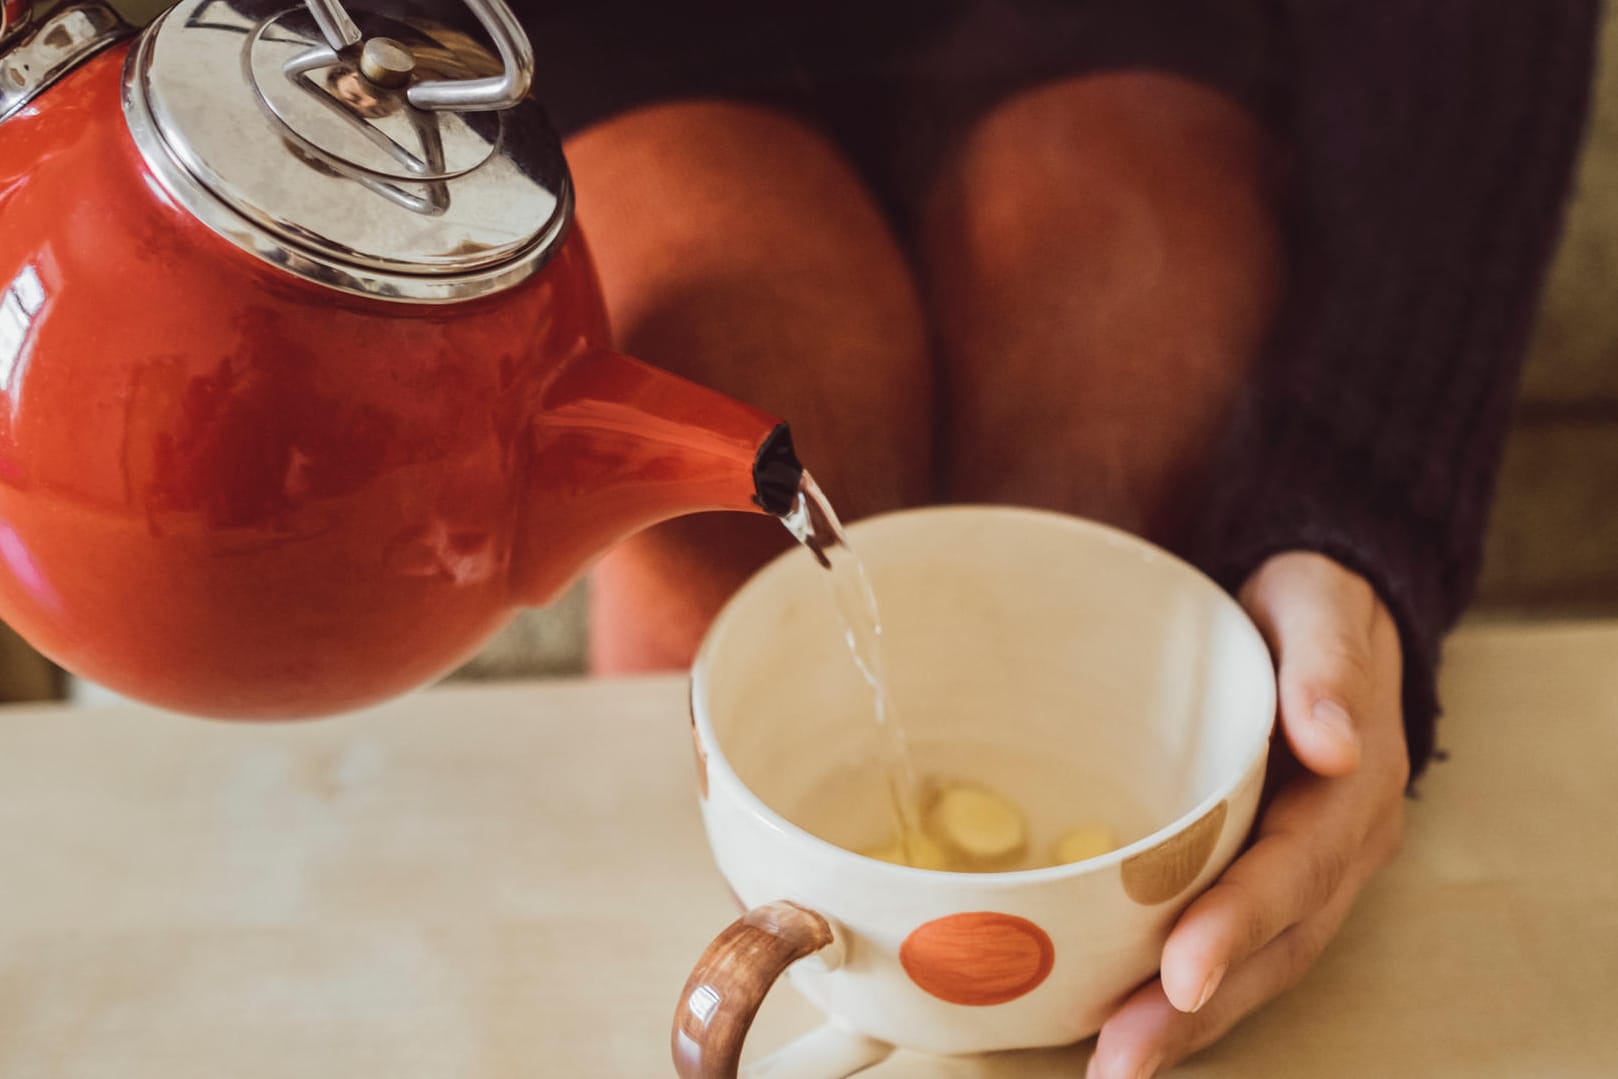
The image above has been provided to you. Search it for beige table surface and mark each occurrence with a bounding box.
[1,622,1616,1078]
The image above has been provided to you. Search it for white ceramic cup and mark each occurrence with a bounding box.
[675,506,1275,1078]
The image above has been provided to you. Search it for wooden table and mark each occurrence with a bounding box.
[2,623,1615,1077]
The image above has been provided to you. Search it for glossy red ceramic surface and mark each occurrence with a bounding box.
[0,45,785,717]
[1,0,27,35]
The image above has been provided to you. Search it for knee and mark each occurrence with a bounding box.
[924,71,1286,346]
[567,102,919,332]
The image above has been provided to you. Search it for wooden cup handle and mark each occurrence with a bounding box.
[672,900,836,1079]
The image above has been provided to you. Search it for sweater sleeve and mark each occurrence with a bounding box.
[1191,2,1601,778]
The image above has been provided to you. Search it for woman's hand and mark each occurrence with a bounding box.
[1088,552,1411,1078]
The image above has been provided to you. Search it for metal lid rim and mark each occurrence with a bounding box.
[119,7,573,305]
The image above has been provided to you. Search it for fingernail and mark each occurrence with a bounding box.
[1192,963,1227,1012]
[1312,699,1359,749]
[1135,1051,1166,1079]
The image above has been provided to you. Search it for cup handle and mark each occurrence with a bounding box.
[673,900,895,1079]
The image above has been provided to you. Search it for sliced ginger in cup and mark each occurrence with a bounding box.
[857,779,1117,873]
[861,832,951,870]
[924,780,1029,872]
[859,780,1032,872]
[1051,824,1117,866]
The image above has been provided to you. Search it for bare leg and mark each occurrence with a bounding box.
[570,103,933,673]
[922,72,1285,540]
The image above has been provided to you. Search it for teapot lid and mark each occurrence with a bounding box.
[123,0,570,303]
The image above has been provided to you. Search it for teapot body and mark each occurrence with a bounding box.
[2,45,614,716]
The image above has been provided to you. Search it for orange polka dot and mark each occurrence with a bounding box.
[899,912,1055,1006]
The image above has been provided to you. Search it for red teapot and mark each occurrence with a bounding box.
[0,0,802,717]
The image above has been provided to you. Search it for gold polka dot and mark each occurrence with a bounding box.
[1121,800,1227,905]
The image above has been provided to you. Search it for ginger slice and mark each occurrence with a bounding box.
[1051,824,1118,866]
[861,832,951,870]
[924,781,1029,871]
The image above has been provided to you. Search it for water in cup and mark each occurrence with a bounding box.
[780,475,1127,872]
[788,738,1157,872]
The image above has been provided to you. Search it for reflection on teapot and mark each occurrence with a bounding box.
[0,0,803,717]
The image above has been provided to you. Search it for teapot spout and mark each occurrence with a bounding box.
[750,421,806,517]
[514,347,803,606]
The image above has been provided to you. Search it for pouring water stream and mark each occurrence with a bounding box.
[780,473,925,861]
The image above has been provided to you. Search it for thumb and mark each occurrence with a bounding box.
[1239,554,1377,778]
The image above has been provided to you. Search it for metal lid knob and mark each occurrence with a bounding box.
[359,36,414,88]
[304,0,532,112]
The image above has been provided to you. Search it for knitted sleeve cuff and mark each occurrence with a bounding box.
[1191,427,1454,781]
[1183,0,1600,783]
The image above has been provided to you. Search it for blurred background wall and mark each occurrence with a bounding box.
[1475,12,1618,616]
[3,7,1615,701]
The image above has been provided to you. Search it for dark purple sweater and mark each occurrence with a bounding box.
[1192,2,1601,777]
[510,0,1601,778]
